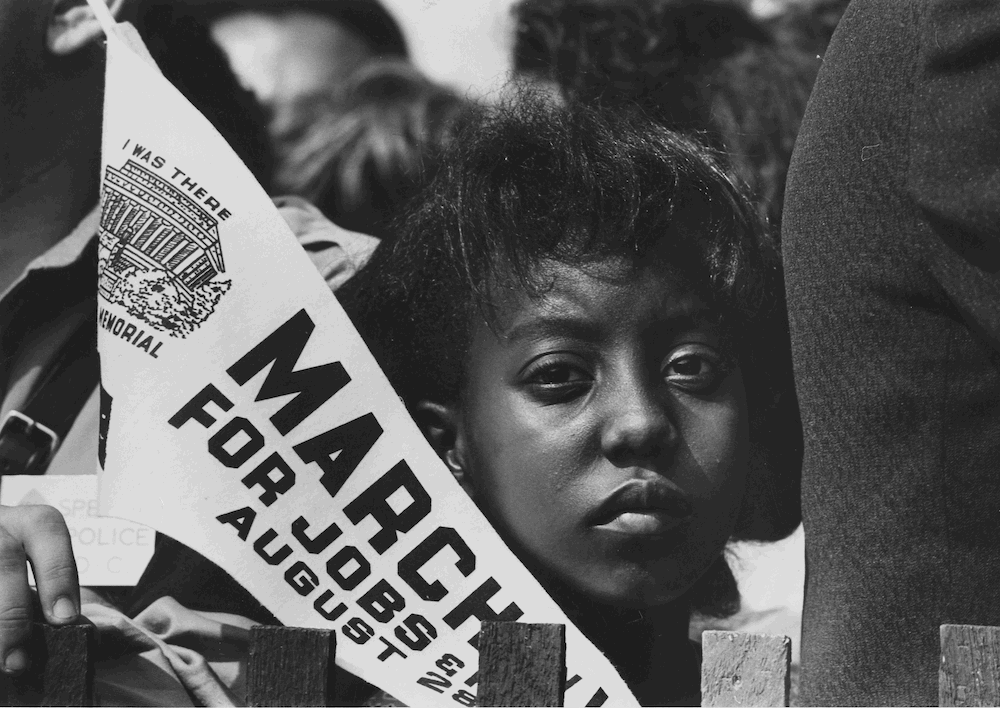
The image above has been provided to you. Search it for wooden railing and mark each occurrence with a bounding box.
[0,622,996,706]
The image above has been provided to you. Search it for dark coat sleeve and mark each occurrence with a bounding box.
[908,0,1000,351]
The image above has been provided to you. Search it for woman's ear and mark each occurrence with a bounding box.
[414,400,475,499]
[47,0,131,56]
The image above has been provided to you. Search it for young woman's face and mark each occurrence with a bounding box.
[448,260,749,607]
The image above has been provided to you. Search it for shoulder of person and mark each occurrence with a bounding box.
[272,195,380,292]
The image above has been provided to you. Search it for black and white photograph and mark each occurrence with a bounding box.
[0,0,997,706]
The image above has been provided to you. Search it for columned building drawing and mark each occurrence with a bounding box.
[99,160,225,303]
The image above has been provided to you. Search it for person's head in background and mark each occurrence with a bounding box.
[132,2,275,190]
[512,0,821,237]
[338,94,802,700]
[1,0,133,261]
[275,59,470,240]
[766,0,849,56]
[205,0,408,160]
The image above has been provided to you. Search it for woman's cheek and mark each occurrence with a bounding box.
[684,380,748,473]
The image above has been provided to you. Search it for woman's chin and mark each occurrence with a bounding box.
[586,583,687,609]
[552,566,695,610]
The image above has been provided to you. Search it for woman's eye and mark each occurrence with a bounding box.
[532,364,584,384]
[661,350,724,392]
[670,357,708,377]
[522,359,592,401]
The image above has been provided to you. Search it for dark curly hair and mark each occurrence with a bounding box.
[512,0,820,235]
[338,94,801,545]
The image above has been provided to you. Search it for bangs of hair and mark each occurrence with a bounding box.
[422,94,771,322]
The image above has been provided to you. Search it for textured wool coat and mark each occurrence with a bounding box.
[783,0,1000,704]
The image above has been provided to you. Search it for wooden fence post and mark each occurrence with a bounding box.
[0,623,94,707]
[940,624,1000,706]
[246,625,336,707]
[478,621,566,707]
[701,630,790,707]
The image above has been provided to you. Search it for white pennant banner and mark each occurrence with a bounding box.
[90,11,637,707]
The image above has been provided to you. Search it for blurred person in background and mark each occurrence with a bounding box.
[134,1,275,190]
[766,0,849,57]
[275,59,471,241]
[511,0,822,238]
[205,0,407,165]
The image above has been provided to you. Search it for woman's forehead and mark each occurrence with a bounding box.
[490,261,714,339]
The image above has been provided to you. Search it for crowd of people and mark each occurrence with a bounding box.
[1,0,998,705]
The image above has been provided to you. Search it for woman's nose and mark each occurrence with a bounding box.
[600,378,678,467]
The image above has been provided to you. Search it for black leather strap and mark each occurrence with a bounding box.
[0,317,99,475]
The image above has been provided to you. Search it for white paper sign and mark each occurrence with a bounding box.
[91,15,637,708]
[0,476,154,586]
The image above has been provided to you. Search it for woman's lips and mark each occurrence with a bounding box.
[596,509,689,536]
[588,481,693,536]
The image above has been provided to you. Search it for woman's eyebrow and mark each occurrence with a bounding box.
[502,315,603,343]
[502,309,714,343]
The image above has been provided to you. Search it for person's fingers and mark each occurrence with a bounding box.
[0,519,33,675]
[7,505,80,625]
[0,505,80,675]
